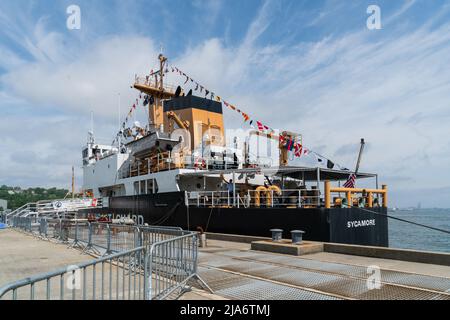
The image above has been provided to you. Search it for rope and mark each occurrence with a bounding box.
[205,206,215,233]
[148,202,181,226]
[343,204,450,235]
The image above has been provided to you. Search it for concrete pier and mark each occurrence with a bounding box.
[1,229,449,300]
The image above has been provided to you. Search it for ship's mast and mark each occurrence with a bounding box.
[133,54,176,133]
[149,54,167,131]
[71,166,75,199]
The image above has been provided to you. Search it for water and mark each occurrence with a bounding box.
[389,209,450,253]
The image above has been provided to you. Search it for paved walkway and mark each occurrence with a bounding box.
[0,229,90,286]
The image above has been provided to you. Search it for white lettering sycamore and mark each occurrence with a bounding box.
[347,219,376,228]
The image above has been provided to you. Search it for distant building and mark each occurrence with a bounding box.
[0,199,7,211]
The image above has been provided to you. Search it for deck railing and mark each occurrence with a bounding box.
[134,76,177,94]
[185,189,321,209]
[324,180,387,208]
[2,198,102,226]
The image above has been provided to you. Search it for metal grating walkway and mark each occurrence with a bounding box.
[198,267,341,300]
[198,249,450,300]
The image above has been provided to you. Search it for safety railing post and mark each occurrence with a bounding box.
[143,247,150,300]
[106,224,111,255]
[88,223,92,248]
[75,220,78,243]
[271,190,274,208]
[44,219,48,238]
[58,219,63,242]
[193,234,198,274]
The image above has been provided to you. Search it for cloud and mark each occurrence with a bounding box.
[2,36,159,118]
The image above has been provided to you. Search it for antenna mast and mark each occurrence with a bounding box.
[355,138,365,174]
[71,166,75,199]
[118,93,121,149]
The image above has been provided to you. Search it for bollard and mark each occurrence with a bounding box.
[199,233,207,248]
[106,224,111,254]
[291,230,305,244]
[270,229,283,242]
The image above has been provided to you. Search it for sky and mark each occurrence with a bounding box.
[1,0,450,207]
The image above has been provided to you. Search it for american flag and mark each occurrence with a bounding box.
[343,174,356,188]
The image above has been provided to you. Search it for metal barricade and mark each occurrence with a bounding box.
[0,230,207,300]
[0,247,147,300]
[144,232,203,300]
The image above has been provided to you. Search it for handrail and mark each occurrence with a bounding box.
[186,189,321,209]
[324,180,388,208]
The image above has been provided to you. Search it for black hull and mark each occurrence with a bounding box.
[81,192,389,247]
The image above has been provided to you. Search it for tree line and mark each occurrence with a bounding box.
[0,185,69,210]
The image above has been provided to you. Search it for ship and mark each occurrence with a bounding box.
[80,54,389,247]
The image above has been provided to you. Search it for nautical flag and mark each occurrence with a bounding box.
[294,143,303,157]
[286,139,294,151]
[242,112,250,122]
[343,174,356,188]
[256,121,264,131]
[184,76,189,84]
[195,83,199,91]
[327,160,335,169]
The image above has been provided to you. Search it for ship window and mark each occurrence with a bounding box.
[148,179,159,194]
[196,183,202,189]
[140,180,146,195]
[134,181,139,195]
